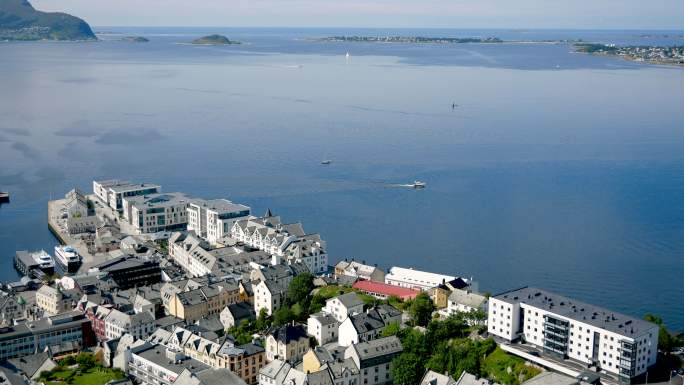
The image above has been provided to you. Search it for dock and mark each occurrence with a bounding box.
[47,198,111,274]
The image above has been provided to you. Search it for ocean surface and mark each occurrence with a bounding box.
[1,28,683,331]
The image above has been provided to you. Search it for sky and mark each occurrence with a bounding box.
[32,0,684,29]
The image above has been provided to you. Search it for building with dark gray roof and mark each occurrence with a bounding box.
[488,287,659,382]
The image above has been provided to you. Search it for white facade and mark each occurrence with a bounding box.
[232,216,328,274]
[187,199,251,245]
[445,289,487,317]
[307,313,339,345]
[93,179,161,211]
[254,280,285,316]
[487,287,659,381]
[122,192,190,234]
[384,266,456,291]
[323,294,364,323]
[105,309,156,340]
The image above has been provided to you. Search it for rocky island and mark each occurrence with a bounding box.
[0,0,96,41]
[314,36,503,44]
[121,36,149,43]
[574,43,684,66]
[191,34,240,45]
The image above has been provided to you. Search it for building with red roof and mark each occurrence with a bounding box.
[352,280,420,301]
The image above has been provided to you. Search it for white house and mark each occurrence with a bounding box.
[105,308,156,340]
[323,292,364,323]
[254,280,287,316]
[446,289,487,316]
[334,260,385,283]
[338,306,402,347]
[487,287,659,383]
[307,312,339,345]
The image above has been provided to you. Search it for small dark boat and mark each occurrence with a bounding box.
[0,192,9,204]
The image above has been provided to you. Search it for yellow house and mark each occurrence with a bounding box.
[167,281,239,322]
[302,348,324,374]
[429,285,451,309]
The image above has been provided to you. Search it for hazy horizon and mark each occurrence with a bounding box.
[31,0,684,30]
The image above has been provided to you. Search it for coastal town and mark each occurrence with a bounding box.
[1,179,682,385]
[574,43,684,66]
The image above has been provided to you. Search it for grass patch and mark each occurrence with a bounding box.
[482,347,541,385]
[314,285,354,299]
[39,354,125,385]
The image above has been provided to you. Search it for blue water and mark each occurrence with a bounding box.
[1,28,683,331]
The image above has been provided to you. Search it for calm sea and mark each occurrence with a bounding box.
[1,28,683,330]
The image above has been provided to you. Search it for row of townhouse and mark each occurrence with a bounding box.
[168,232,272,278]
[148,326,266,385]
[165,280,240,323]
[81,301,156,341]
[231,214,328,274]
[259,336,403,385]
[125,341,248,385]
[488,287,659,383]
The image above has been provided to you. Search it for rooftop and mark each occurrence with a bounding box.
[493,287,657,337]
[352,280,420,300]
[134,344,209,375]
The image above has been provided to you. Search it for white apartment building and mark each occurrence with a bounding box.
[323,292,365,323]
[385,266,456,291]
[93,179,161,211]
[122,192,191,234]
[187,199,251,245]
[307,312,339,345]
[231,216,328,274]
[488,287,659,383]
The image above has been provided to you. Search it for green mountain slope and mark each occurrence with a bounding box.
[0,0,96,41]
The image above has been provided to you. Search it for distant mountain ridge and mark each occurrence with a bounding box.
[0,0,96,41]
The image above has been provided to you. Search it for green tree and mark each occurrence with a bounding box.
[75,352,96,369]
[308,294,326,314]
[410,293,434,327]
[391,353,424,385]
[644,314,682,354]
[288,273,314,306]
[273,306,295,326]
[255,308,270,331]
[382,322,401,337]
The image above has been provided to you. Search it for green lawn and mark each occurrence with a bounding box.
[482,347,541,385]
[315,285,354,299]
[42,366,124,385]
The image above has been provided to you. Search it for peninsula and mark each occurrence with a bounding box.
[191,34,241,45]
[314,36,503,44]
[0,0,96,41]
[574,43,684,66]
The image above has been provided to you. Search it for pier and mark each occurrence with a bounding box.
[47,198,110,274]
